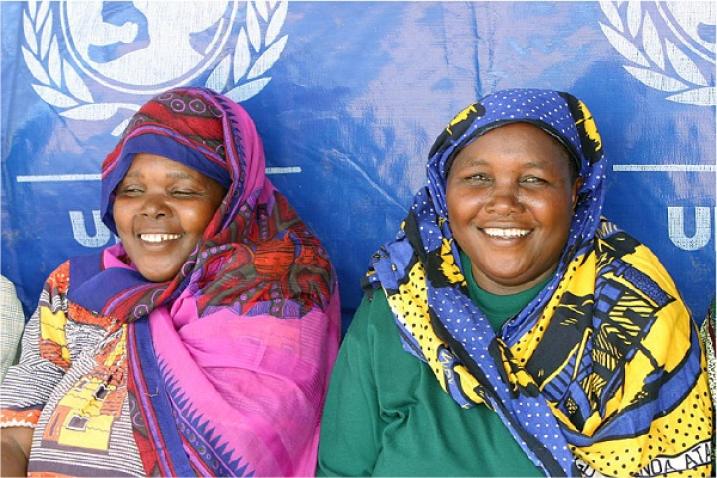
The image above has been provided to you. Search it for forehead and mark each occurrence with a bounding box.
[451,122,570,168]
[123,153,204,180]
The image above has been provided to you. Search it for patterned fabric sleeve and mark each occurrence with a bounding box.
[700,299,716,471]
[0,263,72,428]
[0,275,26,380]
[700,300,716,402]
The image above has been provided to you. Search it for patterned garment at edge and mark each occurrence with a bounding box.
[700,300,716,471]
[0,275,25,381]
[365,89,713,477]
[0,87,340,477]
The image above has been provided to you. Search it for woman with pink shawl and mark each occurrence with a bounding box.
[0,87,340,477]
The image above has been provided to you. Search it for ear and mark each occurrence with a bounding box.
[571,177,583,209]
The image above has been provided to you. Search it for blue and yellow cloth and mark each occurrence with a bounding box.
[366,89,713,476]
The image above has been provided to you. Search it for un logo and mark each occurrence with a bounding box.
[22,1,288,134]
[599,1,715,106]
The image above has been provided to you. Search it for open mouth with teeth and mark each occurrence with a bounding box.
[481,227,531,239]
[138,233,183,244]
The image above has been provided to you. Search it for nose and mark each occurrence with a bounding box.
[139,194,170,219]
[485,182,522,215]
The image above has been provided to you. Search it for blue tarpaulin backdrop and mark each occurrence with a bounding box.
[1,1,715,327]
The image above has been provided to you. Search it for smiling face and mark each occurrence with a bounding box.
[446,122,580,295]
[113,153,226,282]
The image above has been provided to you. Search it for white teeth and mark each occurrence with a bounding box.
[483,228,530,239]
[139,233,182,243]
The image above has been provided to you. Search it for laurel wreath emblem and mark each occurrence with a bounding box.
[22,0,288,135]
[599,1,715,106]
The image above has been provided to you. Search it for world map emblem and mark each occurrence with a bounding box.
[22,0,288,134]
[599,1,715,106]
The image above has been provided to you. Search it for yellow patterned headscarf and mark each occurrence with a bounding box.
[366,89,713,476]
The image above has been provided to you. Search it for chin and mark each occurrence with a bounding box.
[501,269,552,287]
[487,268,531,284]
[143,275,174,283]
[137,267,180,283]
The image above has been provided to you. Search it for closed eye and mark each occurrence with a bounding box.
[117,186,143,196]
[171,189,199,197]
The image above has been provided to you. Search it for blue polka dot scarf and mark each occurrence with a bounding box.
[366,89,712,476]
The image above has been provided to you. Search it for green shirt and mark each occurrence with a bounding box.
[317,254,546,477]
[460,251,549,332]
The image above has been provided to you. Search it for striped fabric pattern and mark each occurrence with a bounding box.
[0,275,25,381]
[0,265,145,476]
